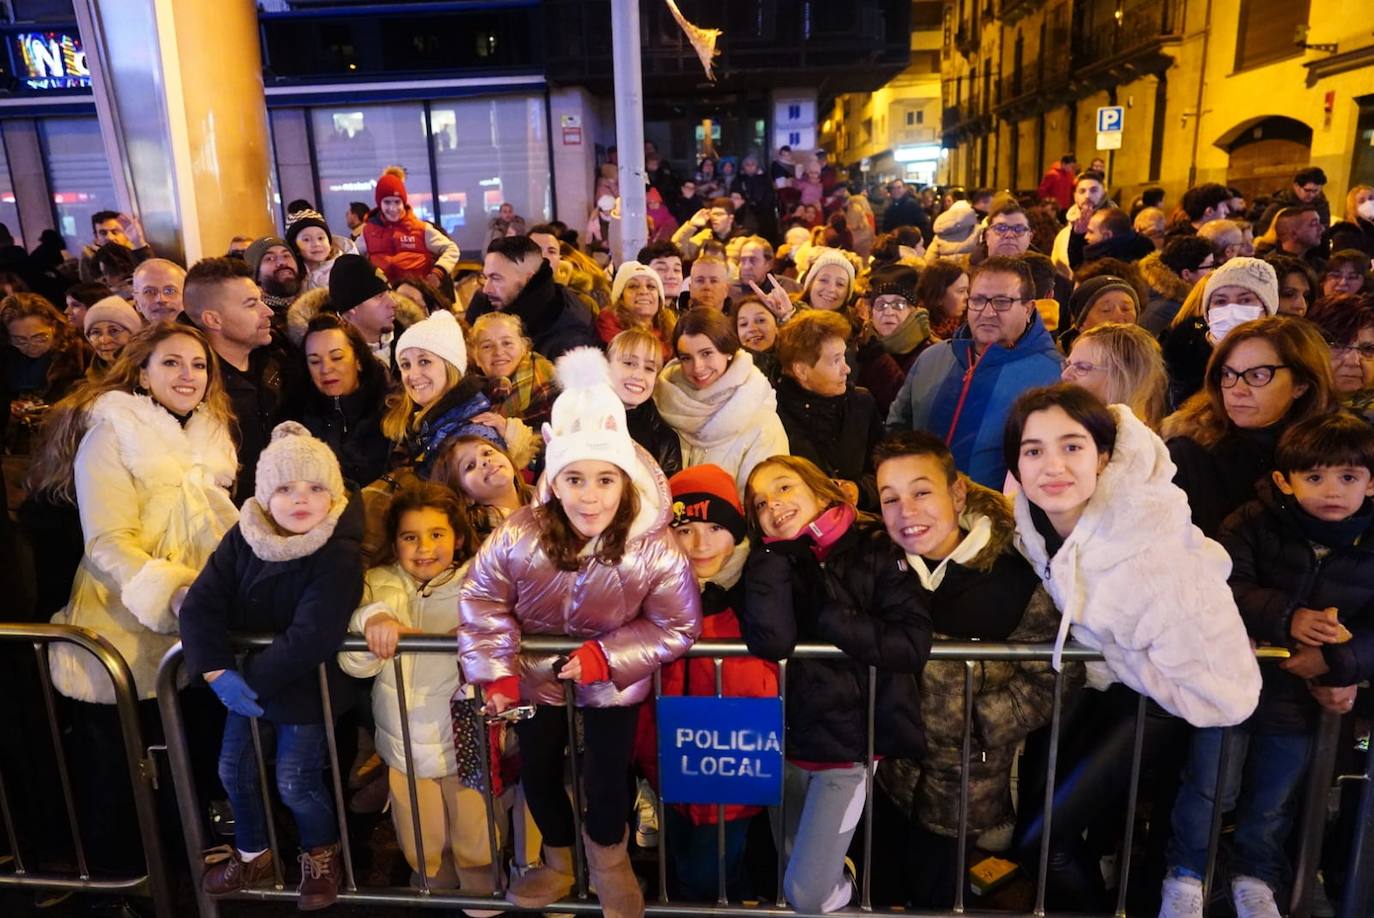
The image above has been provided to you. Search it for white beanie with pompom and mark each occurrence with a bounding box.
[542,347,639,485]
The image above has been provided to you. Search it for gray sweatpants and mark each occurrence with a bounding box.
[769,762,867,913]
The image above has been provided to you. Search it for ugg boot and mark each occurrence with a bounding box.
[458,864,506,916]
[582,828,644,918]
[504,845,574,909]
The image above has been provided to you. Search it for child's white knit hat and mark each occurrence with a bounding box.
[254,421,345,507]
[542,348,639,484]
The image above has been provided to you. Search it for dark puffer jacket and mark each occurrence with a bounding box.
[1167,424,1282,538]
[741,515,931,763]
[301,376,393,487]
[1219,482,1374,733]
[625,399,682,479]
[1160,316,1211,410]
[775,377,882,510]
[876,483,1074,836]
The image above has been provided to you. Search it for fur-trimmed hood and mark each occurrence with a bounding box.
[1138,250,1193,304]
[960,478,1016,572]
[285,286,428,349]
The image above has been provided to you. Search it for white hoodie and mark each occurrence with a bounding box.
[1013,405,1261,728]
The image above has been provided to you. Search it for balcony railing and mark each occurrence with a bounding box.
[1076,0,1184,70]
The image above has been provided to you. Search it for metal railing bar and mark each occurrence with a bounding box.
[775,658,787,909]
[0,873,148,891]
[714,656,727,905]
[33,641,89,879]
[1200,728,1234,913]
[563,678,589,899]
[247,714,286,890]
[473,685,504,900]
[1113,694,1148,917]
[317,664,358,892]
[1289,711,1341,918]
[653,667,668,904]
[391,655,429,893]
[0,764,23,876]
[954,661,974,915]
[861,665,876,910]
[1339,730,1374,918]
[1032,667,1065,917]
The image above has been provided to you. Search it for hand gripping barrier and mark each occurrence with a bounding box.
[0,623,174,917]
[150,634,1361,917]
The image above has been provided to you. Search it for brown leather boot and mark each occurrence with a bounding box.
[201,846,274,895]
[583,828,644,918]
[296,842,342,911]
[504,844,574,909]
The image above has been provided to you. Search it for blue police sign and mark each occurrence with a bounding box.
[1097,106,1124,133]
[656,696,784,806]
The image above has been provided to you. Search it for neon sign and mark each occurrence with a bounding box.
[16,32,91,91]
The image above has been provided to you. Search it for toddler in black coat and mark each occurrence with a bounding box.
[180,421,365,910]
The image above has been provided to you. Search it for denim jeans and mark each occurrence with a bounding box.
[664,806,752,902]
[1166,726,1313,891]
[218,714,337,852]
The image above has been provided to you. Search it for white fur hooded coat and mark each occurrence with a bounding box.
[50,391,239,703]
[1013,405,1261,728]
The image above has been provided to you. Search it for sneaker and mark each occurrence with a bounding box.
[1159,874,1204,918]
[633,778,659,848]
[297,843,342,911]
[1231,875,1281,918]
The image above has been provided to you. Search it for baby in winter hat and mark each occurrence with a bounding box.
[1202,256,1279,343]
[242,421,350,558]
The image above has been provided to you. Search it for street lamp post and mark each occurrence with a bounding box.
[611,0,647,264]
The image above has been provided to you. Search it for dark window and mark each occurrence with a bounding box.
[913,1,943,29]
[1234,0,1310,71]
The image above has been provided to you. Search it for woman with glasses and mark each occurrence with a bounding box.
[1162,315,1335,536]
[1162,257,1281,410]
[1061,322,1168,429]
[852,264,933,415]
[1,292,90,454]
[1321,249,1371,299]
[1304,292,1374,424]
[82,296,142,382]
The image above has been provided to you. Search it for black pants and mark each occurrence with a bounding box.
[515,704,638,847]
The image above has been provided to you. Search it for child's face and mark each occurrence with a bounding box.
[672,521,736,579]
[877,454,966,560]
[749,465,823,541]
[552,460,626,540]
[8,316,55,359]
[395,507,457,582]
[294,227,332,266]
[608,345,660,407]
[1274,466,1374,522]
[448,439,515,504]
[268,480,333,534]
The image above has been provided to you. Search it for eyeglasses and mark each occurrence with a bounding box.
[967,294,1025,313]
[871,298,912,314]
[1326,340,1374,360]
[988,223,1031,237]
[1063,360,1105,376]
[1326,272,1364,283]
[138,285,180,299]
[10,332,51,348]
[1219,364,1289,388]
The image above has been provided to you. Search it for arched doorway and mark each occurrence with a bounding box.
[1216,116,1313,202]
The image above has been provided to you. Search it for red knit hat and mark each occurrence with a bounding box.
[374,167,409,207]
[669,464,745,542]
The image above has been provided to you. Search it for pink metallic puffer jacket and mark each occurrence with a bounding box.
[459,447,703,707]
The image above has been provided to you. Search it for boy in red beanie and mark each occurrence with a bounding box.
[355,166,461,286]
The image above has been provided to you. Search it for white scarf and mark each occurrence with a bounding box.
[904,514,992,591]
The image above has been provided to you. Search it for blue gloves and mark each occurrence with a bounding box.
[208,671,264,718]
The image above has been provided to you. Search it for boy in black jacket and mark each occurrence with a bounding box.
[1161,413,1374,918]
[181,422,364,911]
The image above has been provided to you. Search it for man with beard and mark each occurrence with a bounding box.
[465,235,598,359]
[183,256,299,503]
[246,235,303,328]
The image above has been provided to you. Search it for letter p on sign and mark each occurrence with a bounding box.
[1096,106,1123,151]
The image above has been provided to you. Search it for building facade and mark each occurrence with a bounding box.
[937,0,1374,210]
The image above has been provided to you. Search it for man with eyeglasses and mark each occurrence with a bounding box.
[887,257,1063,487]
[131,258,186,324]
[1258,167,1331,236]
[982,198,1035,259]
[671,196,746,261]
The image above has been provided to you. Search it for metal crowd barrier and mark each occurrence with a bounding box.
[148,635,1359,917]
[0,624,175,918]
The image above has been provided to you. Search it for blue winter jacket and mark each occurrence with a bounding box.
[886,313,1063,487]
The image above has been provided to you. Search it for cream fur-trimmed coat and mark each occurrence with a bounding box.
[50,391,239,703]
[1013,404,1261,728]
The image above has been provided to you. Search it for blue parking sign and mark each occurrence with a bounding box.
[656,696,784,806]
[1097,106,1124,133]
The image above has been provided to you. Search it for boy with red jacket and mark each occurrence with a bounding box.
[356,166,460,285]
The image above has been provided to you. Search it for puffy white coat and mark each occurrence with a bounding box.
[50,391,239,702]
[1013,405,1261,728]
[653,350,790,493]
[338,562,468,779]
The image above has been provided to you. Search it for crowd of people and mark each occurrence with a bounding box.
[0,148,1372,918]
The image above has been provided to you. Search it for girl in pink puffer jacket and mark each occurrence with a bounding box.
[459,348,702,916]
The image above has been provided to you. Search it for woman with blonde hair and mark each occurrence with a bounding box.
[1061,322,1168,428]
[596,261,675,359]
[470,310,558,432]
[1329,183,1374,258]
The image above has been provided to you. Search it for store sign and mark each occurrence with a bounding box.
[15,32,90,91]
[656,696,784,806]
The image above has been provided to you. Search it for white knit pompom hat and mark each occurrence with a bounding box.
[395,309,467,374]
[542,347,640,484]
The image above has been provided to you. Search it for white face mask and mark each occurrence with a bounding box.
[1358,200,1374,222]
[1207,303,1264,342]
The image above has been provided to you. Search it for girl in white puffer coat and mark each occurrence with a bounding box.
[338,482,507,898]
